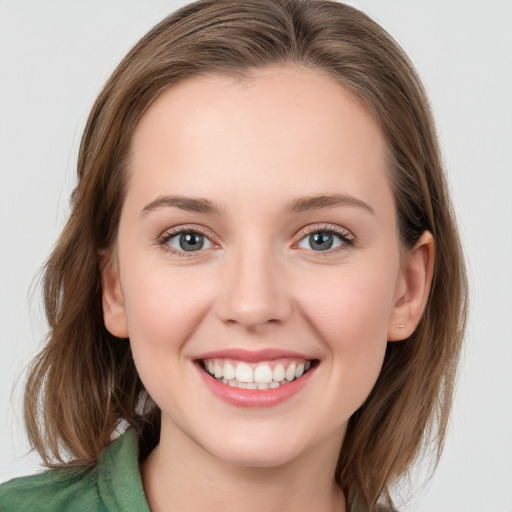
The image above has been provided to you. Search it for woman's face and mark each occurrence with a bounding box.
[104,66,413,468]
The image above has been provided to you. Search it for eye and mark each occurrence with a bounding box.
[159,228,214,256]
[296,226,353,252]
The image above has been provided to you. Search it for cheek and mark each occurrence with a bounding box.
[296,263,398,388]
[120,262,219,414]
[120,259,216,360]
[301,263,396,337]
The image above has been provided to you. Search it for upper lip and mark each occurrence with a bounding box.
[195,348,315,363]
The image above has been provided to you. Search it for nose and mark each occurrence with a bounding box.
[215,242,292,333]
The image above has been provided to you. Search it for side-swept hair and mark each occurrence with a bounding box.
[24,1,468,510]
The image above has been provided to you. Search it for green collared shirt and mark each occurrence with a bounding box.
[1,430,357,511]
[0,429,151,512]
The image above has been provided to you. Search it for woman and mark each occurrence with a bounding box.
[0,1,468,510]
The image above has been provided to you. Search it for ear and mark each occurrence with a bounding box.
[388,231,435,341]
[100,251,129,338]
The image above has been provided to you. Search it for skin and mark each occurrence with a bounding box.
[102,66,434,512]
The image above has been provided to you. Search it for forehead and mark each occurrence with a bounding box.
[126,66,392,219]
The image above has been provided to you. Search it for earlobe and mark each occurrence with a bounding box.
[100,251,129,338]
[388,231,435,341]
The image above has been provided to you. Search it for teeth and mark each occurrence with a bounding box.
[223,362,236,380]
[214,362,223,378]
[203,358,314,388]
[273,364,285,382]
[285,363,296,382]
[223,379,287,390]
[235,362,253,383]
[254,365,273,384]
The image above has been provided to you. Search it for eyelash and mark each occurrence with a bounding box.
[158,225,214,258]
[298,224,354,256]
[157,224,354,259]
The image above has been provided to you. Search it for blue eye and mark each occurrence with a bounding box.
[163,230,214,253]
[159,225,352,257]
[297,229,351,252]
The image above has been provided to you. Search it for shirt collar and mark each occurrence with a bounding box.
[97,429,152,512]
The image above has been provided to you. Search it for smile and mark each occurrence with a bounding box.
[199,358,314,390]
[195,349,318,407]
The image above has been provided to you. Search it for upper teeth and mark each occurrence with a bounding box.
[204,359,312,385]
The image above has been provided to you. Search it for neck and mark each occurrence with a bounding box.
[140,419,347,512]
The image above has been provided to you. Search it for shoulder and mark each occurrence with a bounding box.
[0,429,151,512]
[0,465,100,512]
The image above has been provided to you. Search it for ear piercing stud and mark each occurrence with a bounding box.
[397,324,405,329]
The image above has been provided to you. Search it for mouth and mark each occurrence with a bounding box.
[197,357,317,390]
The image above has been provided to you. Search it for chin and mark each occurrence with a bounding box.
[194,425,321,469]
[211,443,304,469]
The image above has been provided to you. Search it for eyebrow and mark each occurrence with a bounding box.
[140,193,374,217]
[283,193,375,215]
[140,195,223,217]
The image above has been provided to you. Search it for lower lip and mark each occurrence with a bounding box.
[196,363,316,408]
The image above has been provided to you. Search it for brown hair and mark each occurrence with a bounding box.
[24,1,468,510]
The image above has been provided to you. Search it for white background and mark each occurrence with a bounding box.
[0,1,511,510]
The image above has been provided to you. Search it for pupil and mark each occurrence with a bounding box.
[310,232,333,251]
[179,232,204,251]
